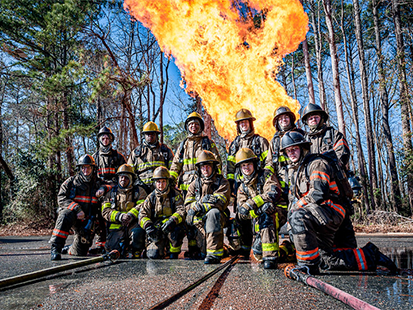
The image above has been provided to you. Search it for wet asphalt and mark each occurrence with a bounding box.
[0,234,412,310]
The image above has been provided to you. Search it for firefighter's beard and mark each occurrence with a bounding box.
[80,170,94,183]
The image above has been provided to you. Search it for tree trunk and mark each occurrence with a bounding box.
[372,0,401,210]
[353,0,377,210]
[309,0,327,109]
[340,0,370,215]
[291,54,297,100]
[392,0,413,215]
[323,0,346,135]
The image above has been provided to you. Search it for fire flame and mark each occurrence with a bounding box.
[124,0,308,141]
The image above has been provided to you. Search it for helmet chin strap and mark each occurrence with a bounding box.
[80,170,93,182]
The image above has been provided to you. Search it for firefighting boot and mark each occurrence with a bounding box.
[51,244,62,261]
[61,244,71,254]
[263,257,278,269]
[362,242,398,273]
[169,253,179,259]
[279,240,296,263]
[204,255,221,264]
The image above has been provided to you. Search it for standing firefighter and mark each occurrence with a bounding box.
[101,164,147,258]
[235,148,283,269]
[128,121,174,193]
[50,155,111,260]
[92,126,126,251]
[169,112,222,258]
[185,150,231,264]
[139,167,186,259]
[301,103,355,249]
[281,132,397,274]
[227,108,269,194]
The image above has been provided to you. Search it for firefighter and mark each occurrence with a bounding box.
[227,109,269,194]
[301,103,356,249]
[128,121,174,194]
[185,150,231,264]
[92,126,126,251]
[169,112,222,258]
[139,166,186,259]
[50,155,111,260]
[281,132,397,274]
[235,148,282,269]
[101,164,147,258]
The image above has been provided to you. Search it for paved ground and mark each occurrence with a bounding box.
[0,234,412,309]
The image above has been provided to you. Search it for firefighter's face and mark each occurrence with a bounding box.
[238,120,250,132]
[188,121,201,134]
[285,146,301,163]
[278,114,291,128]
[200,163,213,177]
[119,175,130,188]
[144,132,157,144]
[155,179,168,191]
[100,134,111,147]
[241,162,254,176]
[307,113,321,126]
[81,165,93,176]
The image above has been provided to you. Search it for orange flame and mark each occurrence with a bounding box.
[124,0,308,141]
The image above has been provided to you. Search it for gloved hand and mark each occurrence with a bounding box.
[202,194,216,204]
[238,205,250,217]
[186,209,196,226]
[264,169,273,180]
[260,202,276,215]
[145,224,160,243]
[192,201,204,215]
[119,213,132,226]
[161,218,176,233]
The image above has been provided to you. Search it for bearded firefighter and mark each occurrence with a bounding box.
[139,166,186,259]
[281,132,397,274]
[50,155,111,260]
[185,150,231,264]
[235,148,283,269]
[101,164,147,258]
[128,121,174,194]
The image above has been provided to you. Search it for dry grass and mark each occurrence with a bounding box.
[353,210,413,233]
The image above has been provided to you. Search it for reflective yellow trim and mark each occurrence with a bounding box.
[254,222,259,232]
[279,180,286,188]
[211,143,216,148]
[278,155,288,162]
[109,223,121,230]
[207,248,223,257]
[183,158,197,165]
[264,166,275,174]
[170,244,181,253]
[180,183,190,191]
[277,203,288,209]
[136,161,165,171]
[170,170,179,179]
[249,209,258,219]
[262,242,279,252]
[172,213,183,224]
[129,208,139,218]
[102,202,111,212]
[203,203,212,212]
[140,217,151,228]
[252,195,264,207]
[227,155,236,163]
[260,150,268,162]
[214,193,227,203]
[136,199,145,205]
[184,196,196,204]
[193,216,203,224]
[188,240,197,246]
[110,211,120,222]
[227,173,235,180]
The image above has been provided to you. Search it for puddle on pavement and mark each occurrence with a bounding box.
[381,247,413,270]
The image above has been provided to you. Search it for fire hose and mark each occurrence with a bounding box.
[284,265,381,310]
[0,250,120,289]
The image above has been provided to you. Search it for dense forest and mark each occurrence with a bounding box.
[0,0,412,227]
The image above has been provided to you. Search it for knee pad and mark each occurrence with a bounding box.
[289,209,307,235]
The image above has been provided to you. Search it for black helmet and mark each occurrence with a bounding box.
[97,126,115,141]
[280,132,311,153]
[301,104,329,125]
[76,154,96,167]
[273,106,296,130]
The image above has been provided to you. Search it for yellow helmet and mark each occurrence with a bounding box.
[116,164,135,176]
[235,109,256,123]
[142,121,160,133]
[185,112,205,132]
[235,148,257,166]
[152,166,170,180]
[195,150,218,166]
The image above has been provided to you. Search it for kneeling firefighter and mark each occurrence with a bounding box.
[101,164,147,258]
[139,166,186,259]
[185,150,231,264]
[235,148,284,269]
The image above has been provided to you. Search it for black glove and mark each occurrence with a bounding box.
[145,224,160,243]
[161,218,176,233]
[260,202,276,215]
[238,205,250,217]
[202,194,216,204]
[186,209,196,226]
[119,213,132,226]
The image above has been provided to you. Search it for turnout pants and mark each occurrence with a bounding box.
[147,224,185,259]
[194,209,226,258]
[105,222,146,255]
